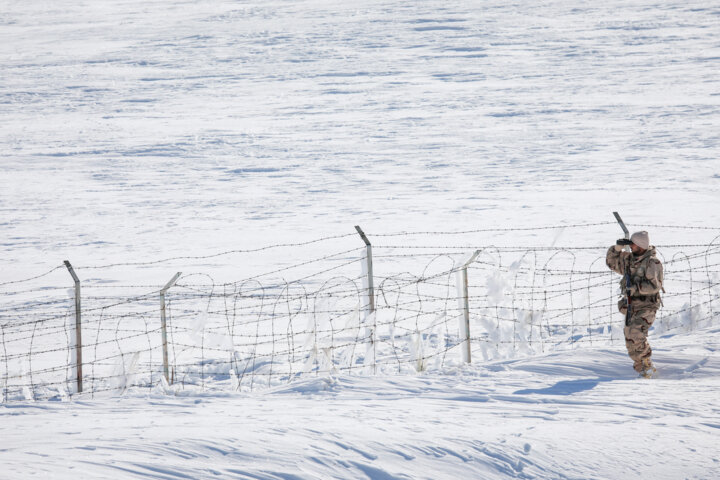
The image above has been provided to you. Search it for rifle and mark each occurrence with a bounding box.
[622,249,633,327]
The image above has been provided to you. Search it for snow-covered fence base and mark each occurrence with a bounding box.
[2,230,719,401]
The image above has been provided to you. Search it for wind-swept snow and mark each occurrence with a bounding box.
[1,0,719,275]
[2,0,720,478]
[2,327,720,479]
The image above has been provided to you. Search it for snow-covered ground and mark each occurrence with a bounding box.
[2,0,720,274]
[2,327,720,479]
[2,0,720,478]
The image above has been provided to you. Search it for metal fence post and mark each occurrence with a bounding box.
[613,212,630,243]
[354,226,375,313]
[355,226,376,373]
[63,260,83,393]
[160,272,182,384]
[461,251,481,364]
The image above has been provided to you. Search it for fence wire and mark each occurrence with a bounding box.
[1,227,719,402]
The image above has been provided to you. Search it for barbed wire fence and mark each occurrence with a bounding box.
[1,222,720,402]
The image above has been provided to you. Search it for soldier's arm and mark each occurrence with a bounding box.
[605,246,627,275]
[632,259,663,296]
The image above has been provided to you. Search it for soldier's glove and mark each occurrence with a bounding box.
[616,238,633,246]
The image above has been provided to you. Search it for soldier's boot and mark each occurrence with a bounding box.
[639,357,656,379]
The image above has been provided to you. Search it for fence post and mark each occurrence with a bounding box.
[461,251,481,364]
[354,226,375,313]
[63,260,83,393]
[613,212,630,243]
[354,226,376,373]
[160,272,182,384]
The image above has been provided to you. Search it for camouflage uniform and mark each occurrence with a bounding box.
[606,246,663,373]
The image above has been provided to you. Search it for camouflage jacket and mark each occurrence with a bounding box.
[606,246,663,311]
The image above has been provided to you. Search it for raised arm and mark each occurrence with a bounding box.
[606,245,629,275]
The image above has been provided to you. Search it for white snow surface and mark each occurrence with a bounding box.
[2,0,720,274]
[2,0,720,478]
[3,328,720,479]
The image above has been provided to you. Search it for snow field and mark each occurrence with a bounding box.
[2,0,720,273]
[2,0,720,478]
[2,327,720,479]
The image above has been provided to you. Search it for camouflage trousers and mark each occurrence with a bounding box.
[623,308,657,373]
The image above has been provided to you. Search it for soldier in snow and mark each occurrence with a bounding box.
[606,231,664,378]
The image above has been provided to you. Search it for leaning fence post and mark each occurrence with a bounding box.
[613,212,630,243]
[461,251,481,364]
[64,260,82,393]
[355,226,376,373]
[160,272,182,384]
